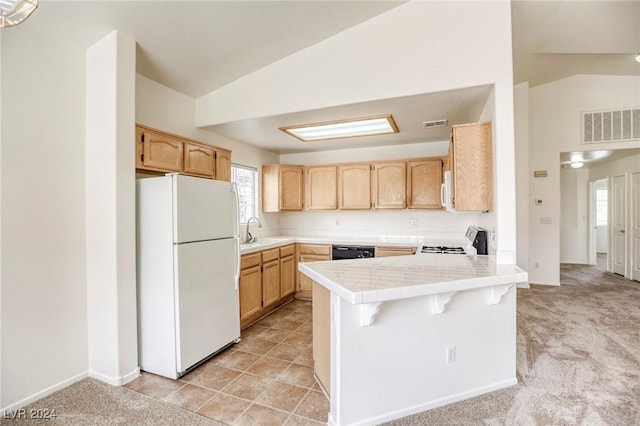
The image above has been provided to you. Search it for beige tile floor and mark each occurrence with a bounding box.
[125,300,329,425]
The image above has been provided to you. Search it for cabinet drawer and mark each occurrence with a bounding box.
[298,244,332,257]
[262,248,280,263]
[241,253,261,269]
[375,246,417,257]
[279,244,295,257]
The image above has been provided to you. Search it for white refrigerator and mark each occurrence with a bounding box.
[136,174,241,379]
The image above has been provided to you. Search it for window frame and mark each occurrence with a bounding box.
[231,164,259,224]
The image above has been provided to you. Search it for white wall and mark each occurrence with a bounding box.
[560,167,590,263]
[514,83,530,270]
[1,15,89,409]
[280,142,484,241]
[196,0,517,263]
[528,74,640,285]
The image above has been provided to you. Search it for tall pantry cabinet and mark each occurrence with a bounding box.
[448,122,493,211]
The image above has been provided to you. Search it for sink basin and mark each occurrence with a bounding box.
[240,237,293,252]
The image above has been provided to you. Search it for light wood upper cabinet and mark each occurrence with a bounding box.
[215,148,232,182]
[338,164,371,210]
[184,142,215,177]
[306,166,337,210]
[138,128,183,172]
[449,122,493,211]
[135,124,231,181]
[372,162,407,209]
[407,159,443,209]
[262,165,304,212]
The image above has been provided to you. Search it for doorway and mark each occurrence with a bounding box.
[590,179,608,271]
[612,174,626,276]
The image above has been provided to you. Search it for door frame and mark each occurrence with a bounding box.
[588,180,597,265]
[610,174,627,276]
[632,170,640,282]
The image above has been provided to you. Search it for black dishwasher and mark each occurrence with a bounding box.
[332,245,375,260]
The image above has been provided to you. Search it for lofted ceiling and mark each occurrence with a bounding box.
[14,1,639,155]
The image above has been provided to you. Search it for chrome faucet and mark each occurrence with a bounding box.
[245,216,262,243]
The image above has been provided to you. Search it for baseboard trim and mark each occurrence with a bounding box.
[88,366,140,386]
[0,371,87,416]
[349,378,518,426]
[529,281,561,286]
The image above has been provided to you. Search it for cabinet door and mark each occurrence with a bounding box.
[338,164,371,210]
[280,166,304,211]
[372,162,406,209]
[262,259,280,308]
[141,129,183,172]
[298,254,330,292]
[306,166,337,210]
[407,160,443,209]
[451,122,493,211]
[280,255,296,297]
[184,142,215,177]
[239,265,262,321]
[215,148,232,182]
[312,282,330,395]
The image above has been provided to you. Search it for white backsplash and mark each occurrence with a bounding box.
[275,210,483,241]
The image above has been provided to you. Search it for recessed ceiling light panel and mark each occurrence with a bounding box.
[280,115,399,142]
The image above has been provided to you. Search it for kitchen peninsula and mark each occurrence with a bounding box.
[299,254,527,425]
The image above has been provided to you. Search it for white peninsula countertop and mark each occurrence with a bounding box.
[299,253,528,426]
[299,253,528,305]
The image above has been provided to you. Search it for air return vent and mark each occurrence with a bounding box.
[582,107,640,144]
[423,119,448,128]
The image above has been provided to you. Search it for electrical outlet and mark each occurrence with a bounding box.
[491,227,497,242]
[534,262,539,269]
[336,219,340,226]
[411,220,417,228]
[446,346,456,363]
[540,217,552,225]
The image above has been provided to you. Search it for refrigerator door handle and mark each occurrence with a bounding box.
[230,182,240,239]
[233,237,240,291]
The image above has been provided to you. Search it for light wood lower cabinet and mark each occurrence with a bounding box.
[312,281,330,396]
[262,248,281,309]
[239,246,296,329]
[375,246,417,257]
[297,244,332,299]
[239,264,262,321]
[280,245,296,297]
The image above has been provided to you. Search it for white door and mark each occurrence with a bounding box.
[174,238,240,374]
[612,175,626,276]
[632,172,640,282]
[173,174,238,243]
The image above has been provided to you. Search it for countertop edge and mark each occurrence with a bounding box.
[298,258,528,305]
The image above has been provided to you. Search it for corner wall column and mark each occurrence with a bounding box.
[85,30,138,385]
